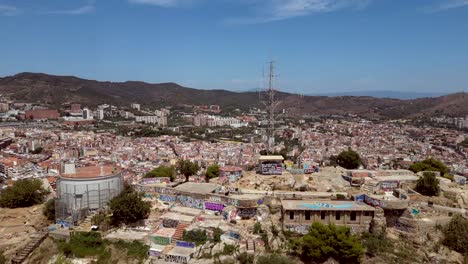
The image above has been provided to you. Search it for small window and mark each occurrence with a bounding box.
[350,211,356,221]
[336,212,341,220]
[364,211,370,216]
[321,211,326,220]
[305,211,311,220]
[289,211,294,220]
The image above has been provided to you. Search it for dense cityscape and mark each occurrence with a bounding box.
[0,95,467,264]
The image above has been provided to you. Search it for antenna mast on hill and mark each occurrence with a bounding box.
[261,61,280,154]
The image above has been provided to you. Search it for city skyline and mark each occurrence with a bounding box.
[1,0,468,93]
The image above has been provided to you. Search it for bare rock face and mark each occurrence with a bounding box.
[370,207,387,233]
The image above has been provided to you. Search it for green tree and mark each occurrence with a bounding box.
[205,164,220,180]
[409,158,449,175]
[144,165,176,181]
[256,254,292,264]
[415,172,440,196]
[336,148,362,169]
[182,229,207,246]
[43,198,56,221]
[236,252,254,264]
[177,159,199,182]
[109,185,151,225]
[442,214,468,255]
[212,228,223,243]
[0,179,49,208]
[294,222,364,263]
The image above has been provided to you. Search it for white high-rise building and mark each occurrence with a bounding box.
[97,109,104,120]
[131,103,141,111]
[83,108,92,120]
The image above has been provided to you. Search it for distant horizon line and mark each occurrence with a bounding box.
[0,71,465,99]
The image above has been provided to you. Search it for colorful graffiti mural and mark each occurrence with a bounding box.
[204,202,225,211]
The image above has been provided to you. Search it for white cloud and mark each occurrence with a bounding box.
[129,0,194,7]
[46,0,95,15]
[129,0,371,22]
[430,0,468,12]
[0,5,19,16]
[229,0,372,24]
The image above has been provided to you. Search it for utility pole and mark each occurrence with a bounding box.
[261,61,280,154]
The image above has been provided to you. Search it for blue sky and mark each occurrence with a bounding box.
[1,0,467,94]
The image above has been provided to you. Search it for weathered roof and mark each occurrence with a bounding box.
[281,200,375,211]
[174,182,218,194]
[153,228,176,238]
[167,246,195,257]
[170,206,202,216]
[259,155,284,161]
[161,212,195,223]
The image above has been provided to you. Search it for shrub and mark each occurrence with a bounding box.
[182,229,207,246]
[336,148,362,169]
[222,244,237,255]
[109,185,151,225]
[43,199,55,221]
[336,194,347,200]
[58,232,106,258]
[293,222,364,263]
[113,240,149,260]
[144,165,176,181]
[205,164,220,180]
[271,225,279,237]
[256,254,292,264]
[0,179,49,208]
[442,214,468,254]
[361,232,394,257]
[237,252,254,264]
[409,158,448,175]
[442,173,454,181]
[253,222,263,234]
[212,228,223,243]
[415,172,440,196]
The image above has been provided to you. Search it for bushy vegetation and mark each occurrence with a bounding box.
[442,214,468,255]
[177,159,199,182]
[109,185,151,225]
[144,165,176,181]
[361,232,394,257]
[182,229,207,246]
[43,198,55,221]
[236,252,254,264]
[212,227,223,243]
[223,244,238,255]
[290,222,364,263]
[336,148,362,169]
[415,172,440,196]
[56,232,148,262]
[256,254,292,264]
[205,164,220,180]
[58,232,106,258]
[409,158,449,175]
[0,179,49,208]
[113,240,149,261]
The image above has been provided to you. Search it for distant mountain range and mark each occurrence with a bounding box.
[0,72,467,119]
[310,90,450,100]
